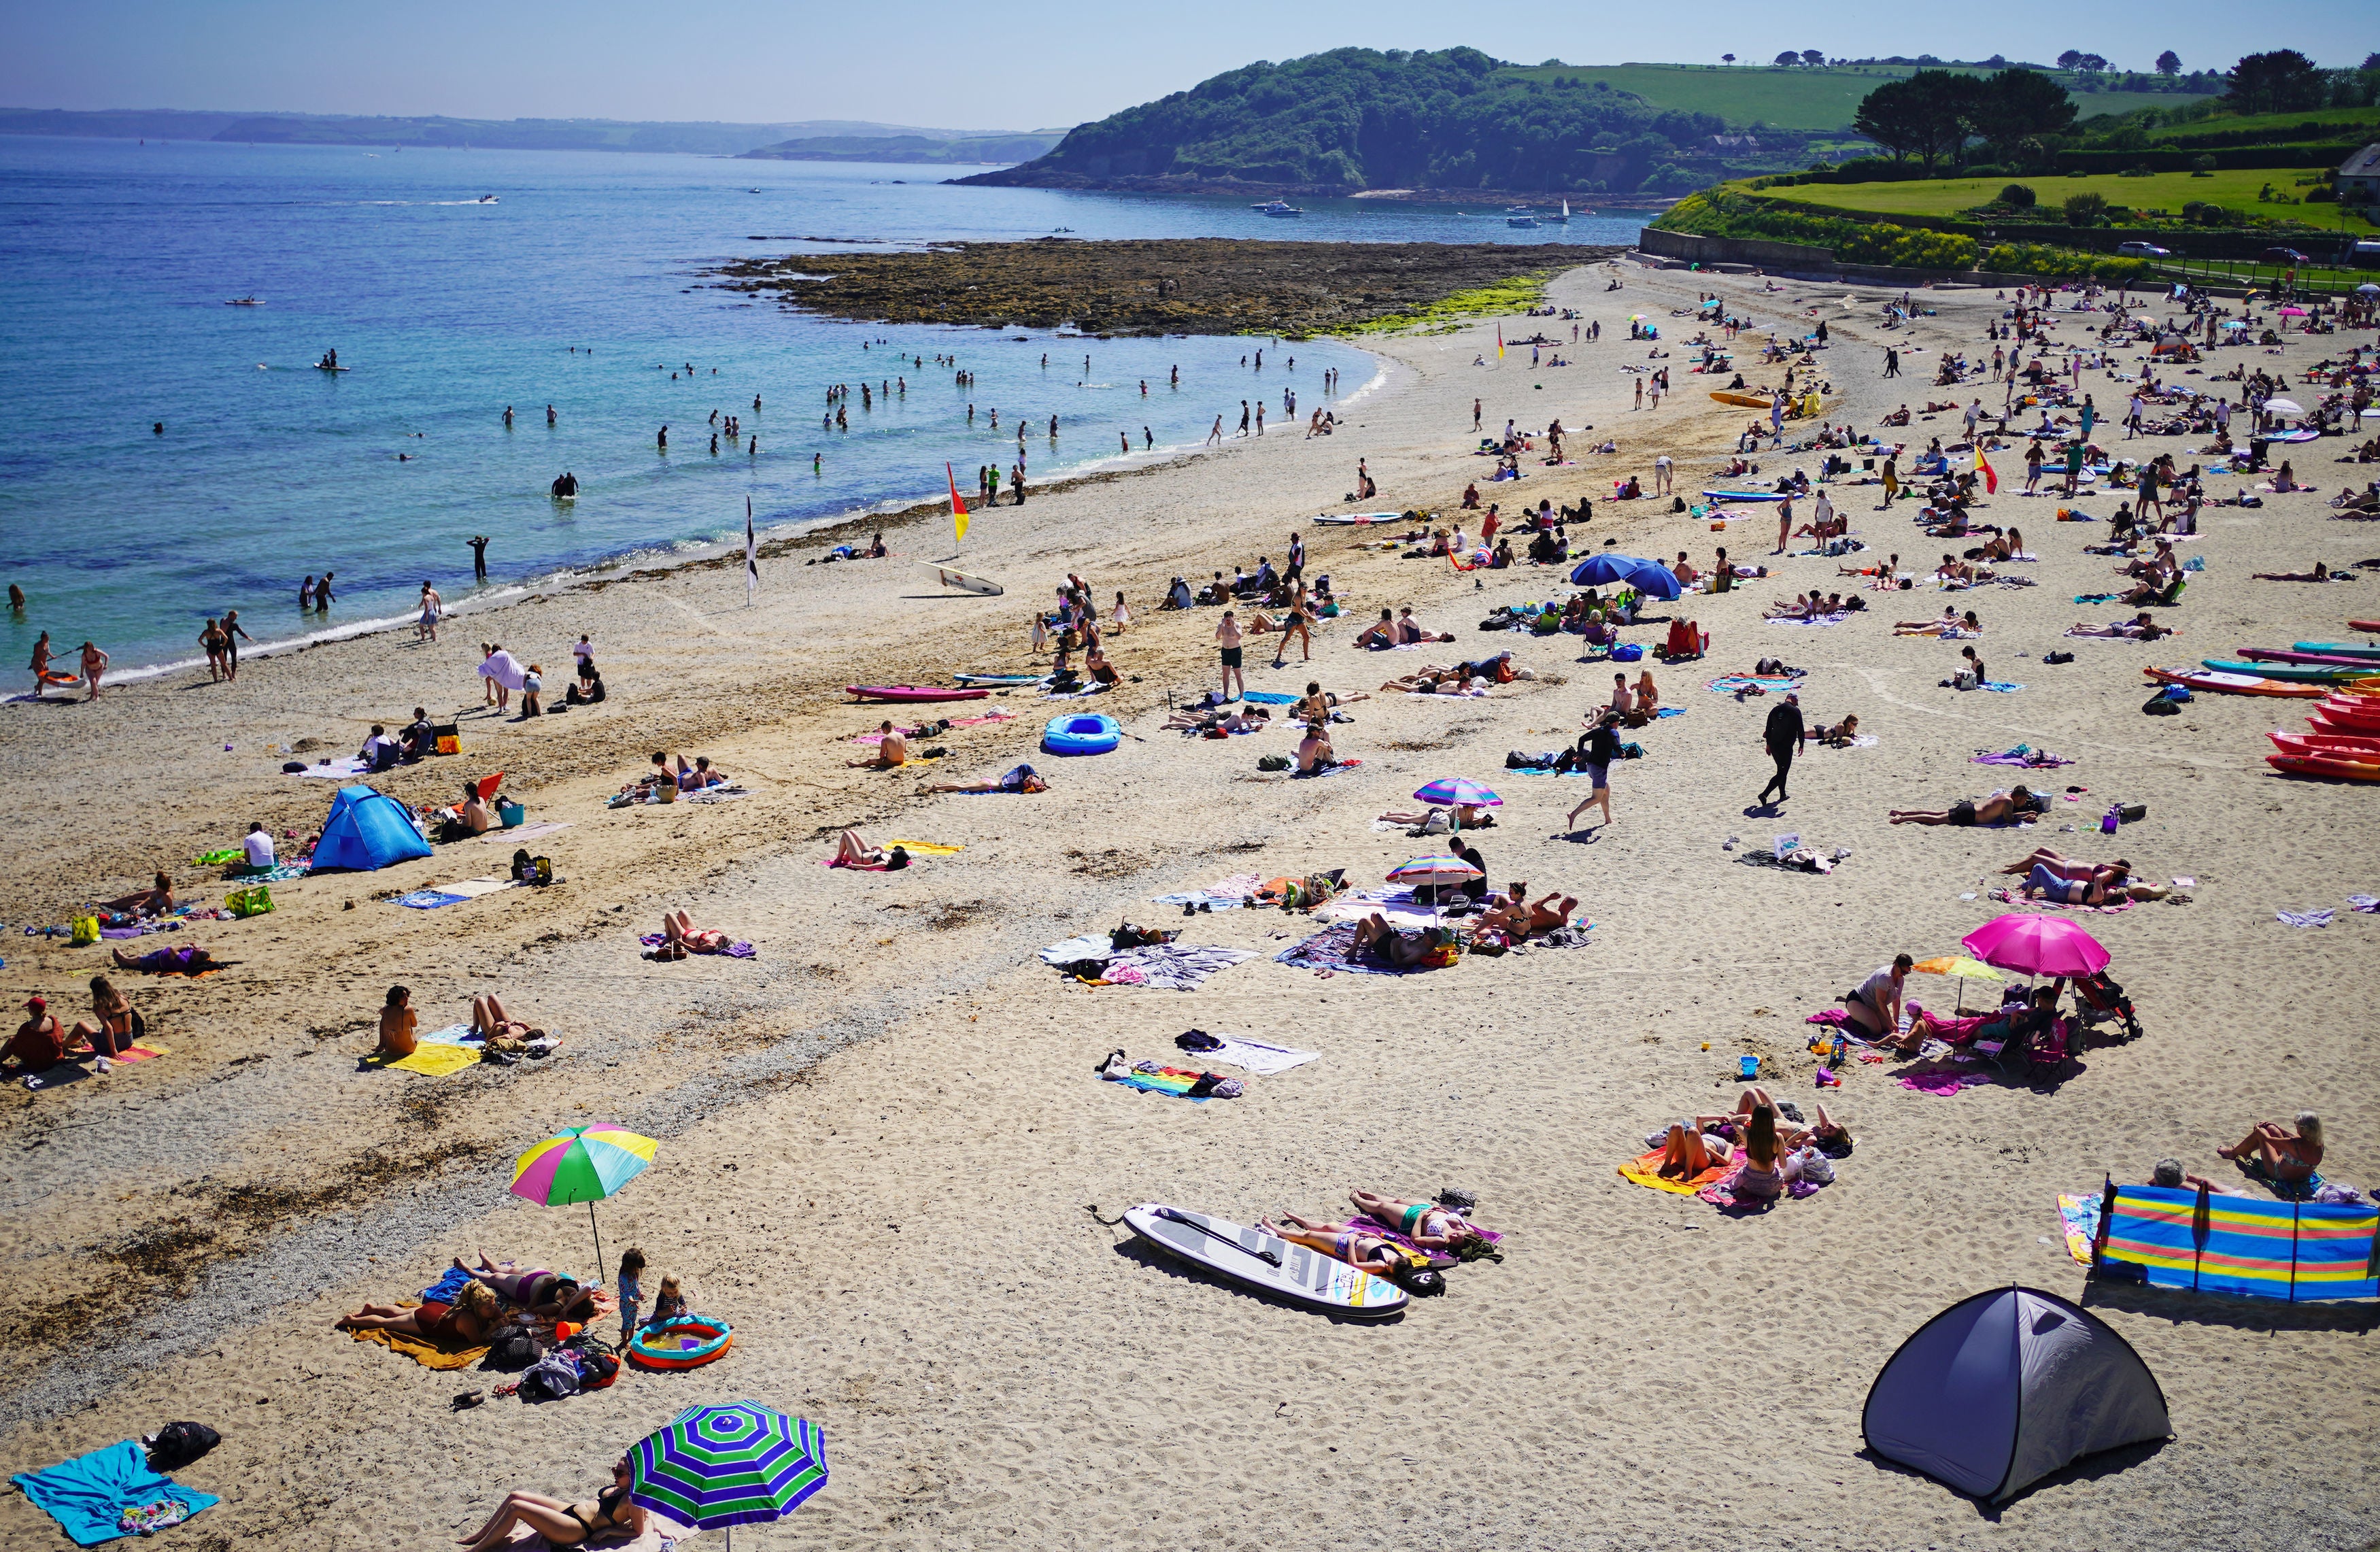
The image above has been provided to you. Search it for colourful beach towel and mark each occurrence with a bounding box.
[224,859,311,883]
[1274,921,1432,976]
[1973,745,2075,768]
[1238,690,1300,704]
[1977,680,2025,693]
[1619,1148,1728,1196]
[886,839,966,856]
[347,1319,492,1371]
[1153,872,1265,909]
[2057,1193,2101,1267]
[11,1440,220,1546]
[1897,1064,1996,1096]
[1348,1212,1504,1256]
[189,848,243,866]
[1287,758,1365,779]
[394,890,470,909]
[1767,612,1854,626]
[1706,674,1801,694]
[1102,1065,1223,1100]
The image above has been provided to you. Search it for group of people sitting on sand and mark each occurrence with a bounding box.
[1652,1086,1853,1202]
[3,976,146,1077]
[1353,606,1457,649]
[614,749,732,800]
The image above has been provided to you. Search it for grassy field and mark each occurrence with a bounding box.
[1778,169,2379,233]
[2145,104,2380,142]
[1499,62,2215,131]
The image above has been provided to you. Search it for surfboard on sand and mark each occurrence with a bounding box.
[2143,665,2321,698]
[1311,512,1405,526]
[921,562,1003,596]
[1122,1202,1409,1319]
[845,685,991,703]
[1701,490,1787,503]
[1708,391,1771,408]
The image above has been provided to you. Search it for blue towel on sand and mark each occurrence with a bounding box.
[12,1440,220,1546]
[420,1264,473,1304]
[1238,690,1298,705]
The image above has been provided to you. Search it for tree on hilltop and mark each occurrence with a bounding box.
[2155,50,2181,76]
[2224,50,2326,114]
[1801,50,1825,67]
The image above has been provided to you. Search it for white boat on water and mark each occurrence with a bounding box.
[1252,199,1304,217]
[475,195,498,204]
[1545,199,1571,224]
[1506,206,1540,228]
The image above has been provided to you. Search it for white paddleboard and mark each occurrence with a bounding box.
[1312,511,1405,526]
[1123,1203,1408,1318]
[923,563,1004,596]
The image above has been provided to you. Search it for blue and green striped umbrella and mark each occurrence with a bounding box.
[629,1402,827,1532]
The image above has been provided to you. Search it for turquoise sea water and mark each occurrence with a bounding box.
[0,137,1646,675]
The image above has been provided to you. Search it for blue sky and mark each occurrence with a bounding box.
[3,0,2373,130]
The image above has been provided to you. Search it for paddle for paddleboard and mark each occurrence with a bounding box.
[1156,1206,1281,1266]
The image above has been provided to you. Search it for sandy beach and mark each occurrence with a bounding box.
[2,255,2375,1552]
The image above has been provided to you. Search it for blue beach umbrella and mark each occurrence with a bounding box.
[1569,553,1682,600]
[630,1402,827,1547]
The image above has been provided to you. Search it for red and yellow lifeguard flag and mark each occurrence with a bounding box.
[947,462,970,544]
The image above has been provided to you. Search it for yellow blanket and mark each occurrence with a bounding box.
[368,1043,481,1077]
[1618,1147,1729,1196]
[347,1322,490,1371]
[887,839,965,855]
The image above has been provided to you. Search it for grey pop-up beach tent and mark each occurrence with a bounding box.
[1863,1285,2169,1502]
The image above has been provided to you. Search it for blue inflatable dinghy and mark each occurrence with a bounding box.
[1042,712,1121,755]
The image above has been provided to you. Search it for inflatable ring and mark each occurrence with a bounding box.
[625,1315,733,1370]
[1042,713,1121,756]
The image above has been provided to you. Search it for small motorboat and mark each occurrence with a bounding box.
[1505,205,1539,228]
[475,195,498,204]
[1251,200,1303,217]
[225,297,261,306]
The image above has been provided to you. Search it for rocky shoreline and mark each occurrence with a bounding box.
[713,236,1626,337]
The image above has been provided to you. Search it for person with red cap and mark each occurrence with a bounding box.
[5,996,66,1077]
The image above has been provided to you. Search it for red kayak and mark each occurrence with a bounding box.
[845,685,991,703]
[2350,620,2380,633]
[2310,709,2380,737]
[2270,730,2380,758]
[2268,752,2380,781]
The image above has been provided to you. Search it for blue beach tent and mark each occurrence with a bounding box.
[313,784,433,871]
[1863,1285,2169,1502]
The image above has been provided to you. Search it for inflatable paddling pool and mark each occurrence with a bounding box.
[845,685,991,703]
[626,1315,733,1370]
[2143,667,2321,698]
[1701,490,1787,503]
[1042,712,1120,756]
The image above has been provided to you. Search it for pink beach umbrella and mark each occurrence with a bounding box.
[1960,914,2109,979]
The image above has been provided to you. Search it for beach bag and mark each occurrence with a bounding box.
[143,1422,220,1472]
[526,856,554,887]
[573,1349,621,1390]
[1256,754,1291,771]
[2141,694,2181,716]
[1611,643,1644,662]
[496,800,525,828]
[432,722,460,756]
[71,915,101,947]
[226,885,274,919]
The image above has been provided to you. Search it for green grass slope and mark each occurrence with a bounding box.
[1505,62,2217,132]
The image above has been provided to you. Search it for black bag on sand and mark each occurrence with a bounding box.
[143,1422,220,1471]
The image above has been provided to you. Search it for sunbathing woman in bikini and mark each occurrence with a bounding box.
[1345,1190,1495,1250]
[2250,562,2338,582]
[99,872,175,917]
[1894,607,1978,637]
[1999,849,2128,885]
[1696,1087,1850,1154]
[2016,862,2128,905]
[1259,1213,1407,1276]
[1809,713,1861,746]
[1655,1120,1732,1179]
[337,1279,497,1343]
[1763,593,1817,621]
[456,1456,645,1551]
[2066,612,2174,640]
[658,909,735,956]
[1349,913,1435,968]
[1889,786,2036,826]
[470,993,544,1039]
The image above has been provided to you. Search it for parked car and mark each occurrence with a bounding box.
[2261,247,2311,266]
[2115,241,2173,258]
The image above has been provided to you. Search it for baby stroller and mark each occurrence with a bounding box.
[2071,971,2142,1043]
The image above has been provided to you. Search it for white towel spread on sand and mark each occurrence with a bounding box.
[1200,1036,1321,1075]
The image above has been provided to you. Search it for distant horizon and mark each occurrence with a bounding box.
[0,105,1065,139]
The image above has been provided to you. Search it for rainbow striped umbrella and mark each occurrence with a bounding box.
[1412,777,1503,809]
[511,1122,657,1271]
[1387,854,1481,886]
[630,1402,827,1546]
